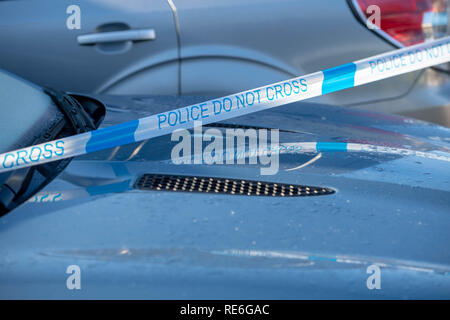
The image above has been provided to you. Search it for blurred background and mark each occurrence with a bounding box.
[0,0,449,125]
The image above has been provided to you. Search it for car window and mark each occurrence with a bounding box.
[0,70,57,151]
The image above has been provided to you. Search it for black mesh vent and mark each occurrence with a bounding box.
[134,174,335,197]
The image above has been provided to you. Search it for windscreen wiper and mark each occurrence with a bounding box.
[0,88,105,216]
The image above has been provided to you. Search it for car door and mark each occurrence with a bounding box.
[0,0,179,95]
[173,0,426,107]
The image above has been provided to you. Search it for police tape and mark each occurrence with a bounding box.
[168,142,450,164]
[1,37,450,173]
[278,142,450,162]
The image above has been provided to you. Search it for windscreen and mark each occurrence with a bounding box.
[0,70,60,152]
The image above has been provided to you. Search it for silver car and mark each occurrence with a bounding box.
[0,0,449,124]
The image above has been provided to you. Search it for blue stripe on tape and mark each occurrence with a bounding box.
[308,255,337,262]
[86,120,139,153]
[322,63,357,95]
[316,142,348,152]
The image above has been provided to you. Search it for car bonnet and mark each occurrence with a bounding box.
[0,95,449,298]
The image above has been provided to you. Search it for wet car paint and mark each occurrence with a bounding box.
[0,96,449,299]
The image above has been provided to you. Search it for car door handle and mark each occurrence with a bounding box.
[77,29,156,45]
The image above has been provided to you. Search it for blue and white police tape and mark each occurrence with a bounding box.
[1,36,450,173]
[168,142,450,165]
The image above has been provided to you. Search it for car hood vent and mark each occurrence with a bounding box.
[134,174,335,197]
